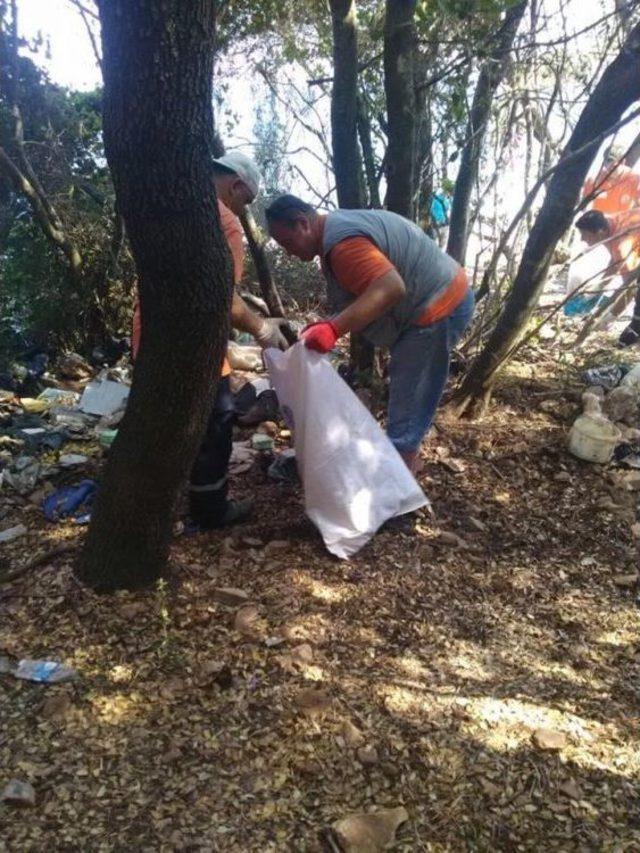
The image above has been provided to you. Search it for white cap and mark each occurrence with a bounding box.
[212,151,262,199]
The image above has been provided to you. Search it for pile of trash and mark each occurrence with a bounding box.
[0,353,132,529]
[569,363,640,466]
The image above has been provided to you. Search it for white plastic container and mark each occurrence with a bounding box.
[568,414,621,463]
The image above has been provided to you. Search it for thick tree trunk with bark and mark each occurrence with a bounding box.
[383,0,417,219]
[330,0,364,208]
[455,23,640,412]
[447,0,527,264]
[76,0,231,591]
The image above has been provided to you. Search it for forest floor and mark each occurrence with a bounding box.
[1,321,639,851]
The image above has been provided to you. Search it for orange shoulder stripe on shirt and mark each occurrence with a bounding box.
[327,236,395,295]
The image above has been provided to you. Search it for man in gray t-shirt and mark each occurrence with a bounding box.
[265,195,475,474]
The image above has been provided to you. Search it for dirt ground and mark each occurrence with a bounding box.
[1,328,639,851]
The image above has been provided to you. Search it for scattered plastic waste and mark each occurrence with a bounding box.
[251,433,274,451]
[237,389,279,426]
[14,659,77,683]
[42,479,96,523]
[37,387,79,407]
[0,523,27,543]
[620,363,640,392]
[98,428,118,448]
[49,407,95,433]
[583,364,630,390]
[2,456,41,494]
[19,397,49,414]
[227,341,264,372]
[59,453,89,468]
[568,414,621,463]
[268,448,299,484]
[79,377,129,417]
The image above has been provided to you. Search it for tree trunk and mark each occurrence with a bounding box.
[329,0,365,208]
[447,0,527,264]
[625,127,640,167]
[76,0,231,591]
[356,93,381,208]
[455,23,640,411]
[329,0,373,374]
[239,208,286,317]
[383,0,417,219]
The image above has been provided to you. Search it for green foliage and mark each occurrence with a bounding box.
[0,45,135,355]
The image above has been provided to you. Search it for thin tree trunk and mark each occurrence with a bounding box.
[357,92,381,208]
[76,0,231,591]
[329,0,364,208]
[383,0,417,219]
[447,0,527,264]
[455,23,640,412]
[239,208,285,317]
[328,0,373,374]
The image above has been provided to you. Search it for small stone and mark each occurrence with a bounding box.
[554,471,571,483]
[532,728,567,751]
[342,720,365,748]
[294,688,333,718]
[480,777,502,799]
[243,536,263,548]
[263,539,290,555]
[623,471,640,491]
[213,587,250,607]
[613,573,638,588]
[560,779,582,800]
[356,745,379,766]
[291,643,314,665]
[331,807,408,852]
[119,601,147,619]
[469,516,487,532]
[2,780,36,807]
[40,692,72,721]
[436,531,466,548]
[265,636,286,648]
[233,605,260,636]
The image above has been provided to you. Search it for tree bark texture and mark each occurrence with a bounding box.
[383,0,417,219]
[447,0,527,264]
[455,22,640,409]
[77,0,232,590]
[330,0,365,208]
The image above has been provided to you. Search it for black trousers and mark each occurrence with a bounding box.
[188,376,235,526]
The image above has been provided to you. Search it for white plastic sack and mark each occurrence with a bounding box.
[265,345,428,558]
[567,244,620,297]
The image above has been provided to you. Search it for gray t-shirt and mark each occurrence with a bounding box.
[322,209,460,347]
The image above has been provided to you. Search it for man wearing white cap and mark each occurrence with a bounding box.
[132,151,291,528]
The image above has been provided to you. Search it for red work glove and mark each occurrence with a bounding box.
[300,320,339,353]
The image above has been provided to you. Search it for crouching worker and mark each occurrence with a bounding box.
[265,195,474,473]
[132,153,292,528]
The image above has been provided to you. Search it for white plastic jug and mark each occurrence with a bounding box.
[568,414,621,464]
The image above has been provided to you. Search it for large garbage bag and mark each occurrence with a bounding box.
[265,345,428,558]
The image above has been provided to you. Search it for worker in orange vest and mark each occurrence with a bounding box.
[583,144,640,215]
[133,152,292,528]
[575,207,640,346]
